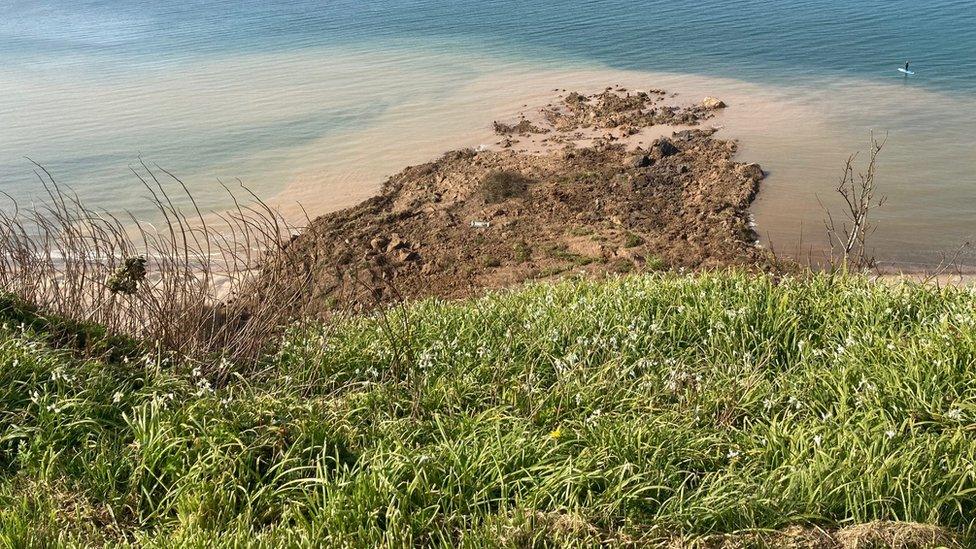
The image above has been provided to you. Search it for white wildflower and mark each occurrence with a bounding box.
[586,409,602,424]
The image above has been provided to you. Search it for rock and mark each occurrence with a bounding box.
[396,249,419,262]
[369,237,388,252]
[702,97,726,109]
[650,138,680,159]
[630,154,653,168]
[739,163,765,181]
[385,234,408,252]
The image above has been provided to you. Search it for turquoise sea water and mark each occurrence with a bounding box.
[1,1,975,267]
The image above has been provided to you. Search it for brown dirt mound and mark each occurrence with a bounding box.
[541,87,719,133]
[275,89,769,311]
[276,89,768,311]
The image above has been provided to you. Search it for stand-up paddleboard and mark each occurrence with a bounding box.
[898,67,916,75]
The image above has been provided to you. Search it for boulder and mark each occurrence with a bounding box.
[396,249,420,262]
[385,234,408,253]
[738,163,765,181]
[630,154,653,168]
[650,138,680,159]
[702,97,727,109]
[369,237,388,252]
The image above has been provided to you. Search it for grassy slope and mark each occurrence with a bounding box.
[1,273,975,547]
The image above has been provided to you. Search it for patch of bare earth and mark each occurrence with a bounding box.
[276,87,767,310]
[691,522,960,548]
[497,513,962,548]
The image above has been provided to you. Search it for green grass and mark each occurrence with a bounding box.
[545,244,595,267]
[481,255,502,268]
[623,232,644,248]
[480,170,531,204]
[1,272,976,546]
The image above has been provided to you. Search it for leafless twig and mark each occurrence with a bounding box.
[820,133,888,271]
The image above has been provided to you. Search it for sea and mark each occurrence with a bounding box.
[1,0,975,268]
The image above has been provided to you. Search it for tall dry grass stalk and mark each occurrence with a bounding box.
[0,161,319,371]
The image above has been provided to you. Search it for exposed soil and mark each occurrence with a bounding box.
[275,87,768,310]
[518,513,961,548]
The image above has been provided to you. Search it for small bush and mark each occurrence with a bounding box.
[545,244,594,266]
[623,232,645,248]
[512,241,532,262]
[611,258,634,273]
[482,256,502,268]
[646,256,666,270]
[480,170,531,203]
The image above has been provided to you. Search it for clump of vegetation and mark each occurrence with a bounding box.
[2,273,976,546]
[105,257,147,295]
[0,163,311,369]
[512,240,532,262]
[480,170,531,203]
[481,255,502,268]
[567,226,594,237]
[646,255,666,270]
[623,232,645,248]
[545,243,595,267]
[611,258,633,273]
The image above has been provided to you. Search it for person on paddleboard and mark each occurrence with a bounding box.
[905,60,911,72]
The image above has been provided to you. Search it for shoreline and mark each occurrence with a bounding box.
[266,73,973,279]
[254,61,975,273]
[272,87,768,309]
[5,38,973,270]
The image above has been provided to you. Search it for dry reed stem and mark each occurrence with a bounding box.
[0,161,321,371]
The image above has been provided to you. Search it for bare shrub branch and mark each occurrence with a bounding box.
[820,134,887,271]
